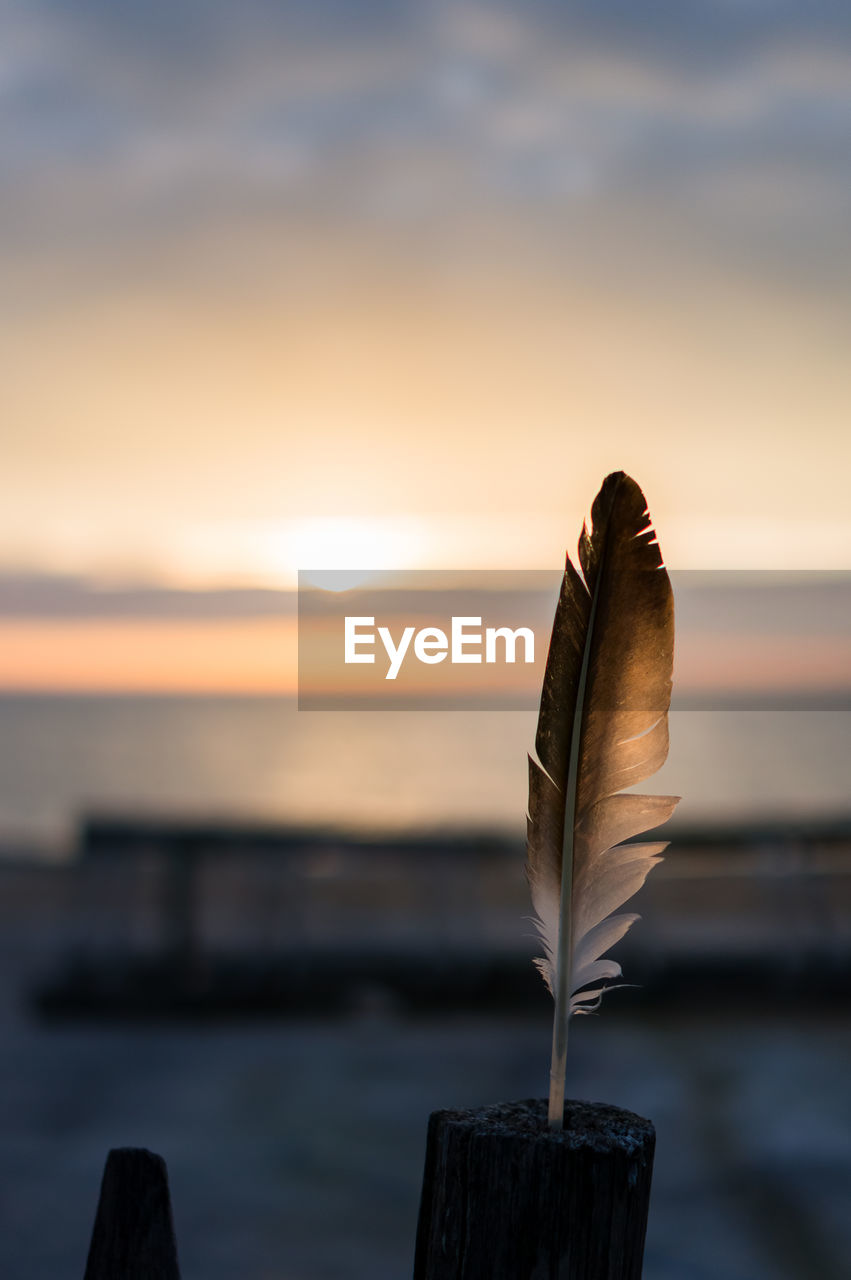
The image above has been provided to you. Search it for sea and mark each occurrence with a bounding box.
[0,695,848,854]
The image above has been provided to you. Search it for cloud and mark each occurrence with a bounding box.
[0,0,848,275]
[0,572,295,618]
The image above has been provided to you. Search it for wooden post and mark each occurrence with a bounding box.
[414,1098,655,1280]
[83,1147,181,1280]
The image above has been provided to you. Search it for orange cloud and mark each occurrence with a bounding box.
[0,619,297,694]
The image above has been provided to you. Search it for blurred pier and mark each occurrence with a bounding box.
[1,814,848,1018]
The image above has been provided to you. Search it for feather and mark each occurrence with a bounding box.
[526,472,678,1128]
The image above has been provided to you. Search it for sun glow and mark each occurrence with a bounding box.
[135,516,428,590]
[285,517,426,590]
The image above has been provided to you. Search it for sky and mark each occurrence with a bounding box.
[1,1,849,689]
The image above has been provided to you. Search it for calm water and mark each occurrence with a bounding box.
[0,695,849,851]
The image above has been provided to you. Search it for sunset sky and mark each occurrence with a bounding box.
[2,1,849,690]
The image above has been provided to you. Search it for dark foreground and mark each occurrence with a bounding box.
[0,820,849,1279]
[0,985,848,1279]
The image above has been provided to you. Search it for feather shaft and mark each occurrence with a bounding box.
[548,548,601,1125]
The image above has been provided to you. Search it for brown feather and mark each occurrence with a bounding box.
[525,472,677,1126]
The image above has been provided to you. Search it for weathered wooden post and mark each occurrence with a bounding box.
[83,1147,181,1280]
[414,1099,655,1280]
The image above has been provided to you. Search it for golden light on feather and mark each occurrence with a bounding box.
[526,472,678,1129]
